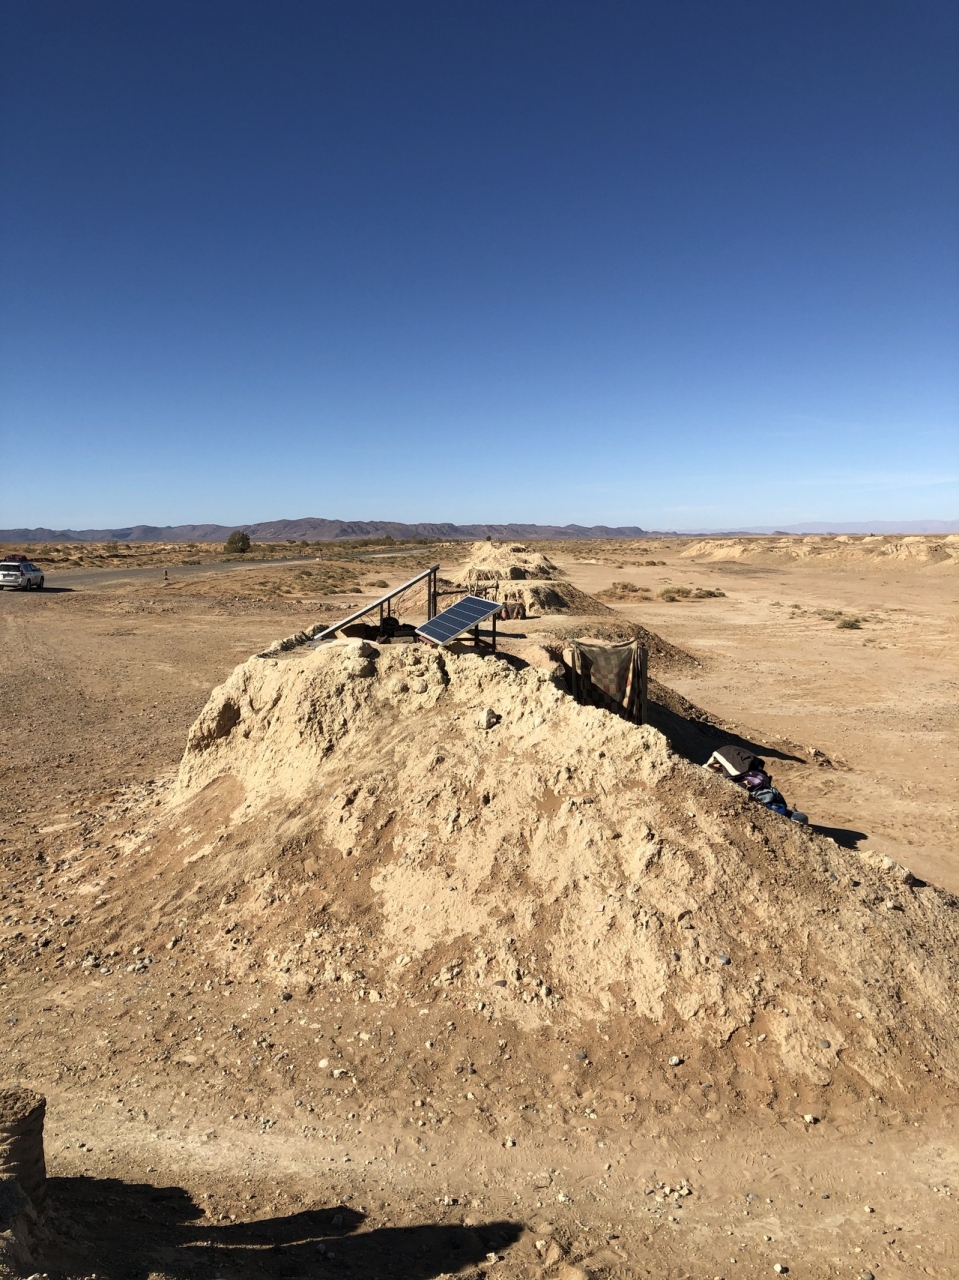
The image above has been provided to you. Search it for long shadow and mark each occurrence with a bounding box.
[646,681,804,768]
[811,823,868,849]
[44,1176,522,1279]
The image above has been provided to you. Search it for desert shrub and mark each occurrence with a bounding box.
[225,530,251,554]
[657,586,692,601]
[692,587,725,598]
[611,581,641,593]
[369,579,389,589]
[837,617,863,629]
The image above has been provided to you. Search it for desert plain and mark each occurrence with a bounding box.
[1,533,957,1280]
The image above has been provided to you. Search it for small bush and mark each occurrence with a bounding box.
[369,579,389,589]
[225,530,251,554]
[837,617,863,629]
[692,587,725,598]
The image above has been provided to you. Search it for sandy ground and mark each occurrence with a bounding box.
[1,544,957,1280]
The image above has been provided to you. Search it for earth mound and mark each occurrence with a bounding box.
[146,639,959,1099]
[454,542,610,615]
[455,542,566,583]
[17,634,958,1164]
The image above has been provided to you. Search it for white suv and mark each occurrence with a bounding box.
[0,558,44,590]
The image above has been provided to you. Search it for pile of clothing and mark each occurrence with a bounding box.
[704,744,808,824]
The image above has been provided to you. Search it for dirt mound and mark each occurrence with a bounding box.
[454,541,565,583]
[680,534,959,568]
[498,579,613,615]
[452,543,611,615]
[142,640,959,1097]
[5,630,956,1209]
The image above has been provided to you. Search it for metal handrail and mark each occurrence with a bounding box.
[311,564,440,643]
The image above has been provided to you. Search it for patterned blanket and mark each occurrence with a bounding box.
[562,640,648,724]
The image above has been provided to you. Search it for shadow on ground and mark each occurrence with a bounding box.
[44,1177,522,1279]
[646,678,804,767]
[811,823,869,849]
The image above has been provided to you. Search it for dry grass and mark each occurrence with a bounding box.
[657,585,726,602]
[0,537,447,573]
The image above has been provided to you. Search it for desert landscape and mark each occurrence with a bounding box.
[1,534,958,1280]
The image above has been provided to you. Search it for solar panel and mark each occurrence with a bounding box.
[416,595,503,645]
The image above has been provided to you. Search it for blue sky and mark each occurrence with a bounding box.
[1,1,957,530]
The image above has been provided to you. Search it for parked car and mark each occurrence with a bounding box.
[0,558,44,590]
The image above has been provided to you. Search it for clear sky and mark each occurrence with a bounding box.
[2,1,957,530]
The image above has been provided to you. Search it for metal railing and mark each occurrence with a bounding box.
[310,564,440,643]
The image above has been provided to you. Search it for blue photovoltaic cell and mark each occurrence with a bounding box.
[416,595,502,644]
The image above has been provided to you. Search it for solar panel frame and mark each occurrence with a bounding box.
[416,594,503,645]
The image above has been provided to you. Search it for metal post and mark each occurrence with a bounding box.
[491,611,497,653]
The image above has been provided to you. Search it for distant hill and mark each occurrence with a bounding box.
[0,517,651,544]
[3,516,955,544]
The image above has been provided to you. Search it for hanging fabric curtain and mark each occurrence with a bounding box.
[562,640,648,725]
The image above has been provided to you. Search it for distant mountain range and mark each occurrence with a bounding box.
[0,517,652,544]
[1,516,955,544]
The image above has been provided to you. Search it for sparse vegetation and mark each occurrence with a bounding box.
[225,530,252,554]
[596,580,655,602]
[837,616,863,629]
[656,585,726,602]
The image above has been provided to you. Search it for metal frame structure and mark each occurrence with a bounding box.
[311,564,440,644]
